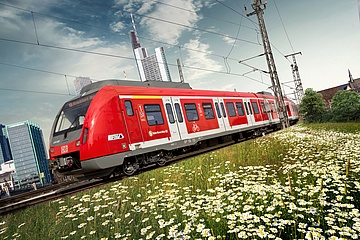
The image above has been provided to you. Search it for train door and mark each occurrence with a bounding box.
[162,97,181,141]
[286,103,292,117]
[214,98,227,131]
[264,99,272,122]
[121,99,144,144]
[170,97,188,139]
[218,98,231,130]
[243,99,255,125]
[259,100,269,122]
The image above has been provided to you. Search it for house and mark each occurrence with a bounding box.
[318,77,360,108]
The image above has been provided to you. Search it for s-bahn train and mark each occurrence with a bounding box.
[49,80,298,180]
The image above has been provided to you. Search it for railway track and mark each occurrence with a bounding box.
[0,133,266,216]
[0,179,116,216]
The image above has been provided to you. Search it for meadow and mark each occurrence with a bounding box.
[1,123,359,240]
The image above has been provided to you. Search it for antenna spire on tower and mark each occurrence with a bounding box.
[130,13,141,49]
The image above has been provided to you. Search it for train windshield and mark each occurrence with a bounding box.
[53,93,96,135]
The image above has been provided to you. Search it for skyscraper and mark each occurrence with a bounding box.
[0,124,12,166]
[129,15,172,82]
[6,121,51,188]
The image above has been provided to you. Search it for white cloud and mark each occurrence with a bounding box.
[182,39,223,81]
[137,1,156,14]
[114,0,203,45]
[222,35,236,46]
[139,0,200,45]
[110,21,126,32]
[0,4,137,148]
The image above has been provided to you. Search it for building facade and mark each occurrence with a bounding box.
[0,160,15,192]
[6,121,51,188]
[0,124,12,166]
[130,30,172,82]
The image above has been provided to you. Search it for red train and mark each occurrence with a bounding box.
[49,80,298,180]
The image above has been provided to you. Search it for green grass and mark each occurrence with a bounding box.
[304,122,360,133]
[1,123,360,239]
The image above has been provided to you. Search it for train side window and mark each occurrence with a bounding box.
[244,102,249,115]
[235,102,245,116]
[215,102,221,118]
[125,100,134,116]
[144,104,164,126]
[252,102,259,114]
[202,103,215,119]
[260,102,266,113]
[184,103,199,121]
[248,102,253,114]
[286,105,291,112]
[226,102,236,117]
[174,103,184,123]
[220,102,227,117]
[165,103,175,124]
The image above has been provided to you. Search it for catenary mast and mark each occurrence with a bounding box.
[285,52,304,104]
[247,0,289,128]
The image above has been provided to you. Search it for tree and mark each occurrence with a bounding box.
[299,88,327,123]
[331,90,360,122]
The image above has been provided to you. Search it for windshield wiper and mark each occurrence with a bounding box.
[64,114,81,139]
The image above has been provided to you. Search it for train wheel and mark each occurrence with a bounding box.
[156,158,166,166]
[122,160,137,176]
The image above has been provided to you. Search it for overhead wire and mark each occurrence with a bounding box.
[273,0,295,53]
[149,0,257,31]
[0,87,76,96]
[0,37,270,87]
[224,1,247,73]
[0,1,263,72]
[214,0,258,26]
[0,62,76,77]
[79,0,261,46]
[0,1,273,94]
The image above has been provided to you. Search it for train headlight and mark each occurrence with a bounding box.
[76,140,81,147]
[50,147,54,153]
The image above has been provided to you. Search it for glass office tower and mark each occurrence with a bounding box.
[0,124,12,166]
[6,121,51,188]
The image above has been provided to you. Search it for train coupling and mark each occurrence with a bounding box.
[50,156,77,170]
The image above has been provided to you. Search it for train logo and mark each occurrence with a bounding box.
[108,133,124,141]
[60,145,68,154]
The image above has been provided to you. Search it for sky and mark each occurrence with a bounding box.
[0,0,359,150]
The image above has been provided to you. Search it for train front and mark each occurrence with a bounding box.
[49,93,95,177]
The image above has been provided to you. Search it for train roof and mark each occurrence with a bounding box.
[80,79,191,95]
[104,85,260,99]
[76,80,292,104]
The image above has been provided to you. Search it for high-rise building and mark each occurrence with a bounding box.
[6,121,51,188]
[0,124,12,166]
[129,16,172,82]
[155,47,172,82]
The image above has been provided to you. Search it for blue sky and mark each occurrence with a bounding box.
[0,0,359,149]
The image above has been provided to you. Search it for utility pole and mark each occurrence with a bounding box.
[285,52,304,104]
[247,0,289,129]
